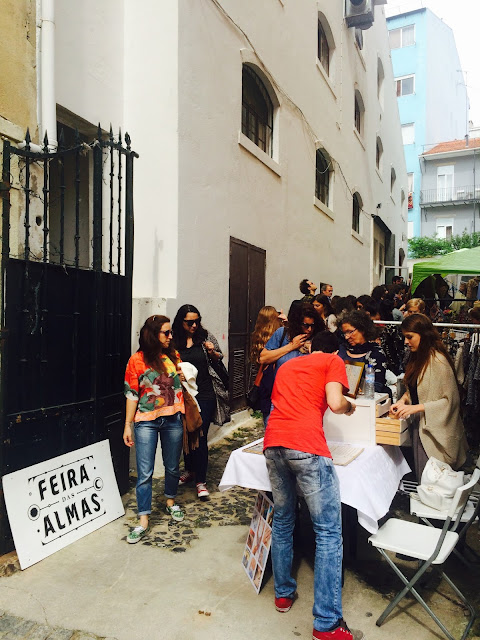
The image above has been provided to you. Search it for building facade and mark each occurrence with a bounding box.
[386,8,467,239]
[6,0,409,410]
[420,138,480,238]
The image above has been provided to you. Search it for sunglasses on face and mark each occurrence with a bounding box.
[301,322,315,329]
[159,330,173,338]
[184,318,201,327]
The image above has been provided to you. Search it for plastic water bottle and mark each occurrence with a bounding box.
[364,362,375,399]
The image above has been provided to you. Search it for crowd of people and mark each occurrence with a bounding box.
[122,275,475,640]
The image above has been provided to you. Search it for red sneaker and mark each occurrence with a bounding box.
[312,619,364,640]
[178,470,194,486]
[274,594,296,613]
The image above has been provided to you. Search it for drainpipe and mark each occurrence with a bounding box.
[39,0,57,149]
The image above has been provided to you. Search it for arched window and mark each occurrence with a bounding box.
[352,192,362,233]
[241,65,274,156]
[317,13,335,79]
[315,149,330,206]
[354,90,364,136]
[376,137,383,170]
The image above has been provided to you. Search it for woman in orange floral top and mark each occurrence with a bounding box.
[123,315,186,543]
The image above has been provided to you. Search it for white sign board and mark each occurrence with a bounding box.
[3,440,125,569]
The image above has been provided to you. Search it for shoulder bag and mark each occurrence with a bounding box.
[181,386,203,454]
[246,365,264,410]
[417,457,465,511]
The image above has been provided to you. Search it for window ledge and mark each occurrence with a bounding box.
[238,131,281,177]
[316,59,336,99]
[314,196,335,220]
[353,127,365,150]
[351,229,364,244]
[376,167,383,182]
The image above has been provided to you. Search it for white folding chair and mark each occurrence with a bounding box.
[369,468,480,640]
[410,457,480,567]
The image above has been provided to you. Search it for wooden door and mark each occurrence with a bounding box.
[228,238,265,412]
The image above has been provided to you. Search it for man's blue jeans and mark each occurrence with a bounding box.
[134,412,183,515]
[264,447,343,632]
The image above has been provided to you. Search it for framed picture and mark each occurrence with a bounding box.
[243,491,274,593]
[344,360,365,398]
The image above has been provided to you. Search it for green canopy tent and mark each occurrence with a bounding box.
[411,246,480,294]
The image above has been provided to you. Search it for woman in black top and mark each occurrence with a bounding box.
[172,304,229,500]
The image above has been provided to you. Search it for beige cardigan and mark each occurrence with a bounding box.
[408,351,468,469]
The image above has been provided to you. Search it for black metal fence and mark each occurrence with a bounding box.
[0,125,137,553]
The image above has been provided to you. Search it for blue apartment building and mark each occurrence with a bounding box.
[386,8,467,239]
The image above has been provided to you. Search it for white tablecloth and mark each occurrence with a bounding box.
[218,438,411,533]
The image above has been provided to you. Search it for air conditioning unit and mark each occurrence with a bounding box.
[345,0,374,30]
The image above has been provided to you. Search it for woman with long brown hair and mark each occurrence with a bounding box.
[249,306,283,421]
[123,315,186,543]
[390,314,468,479]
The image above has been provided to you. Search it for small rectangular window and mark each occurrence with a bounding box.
[402,25,415,46]
[407,172,414,194]
[396,75,415,97]
[389,25,415,49]
[402,123,415,145]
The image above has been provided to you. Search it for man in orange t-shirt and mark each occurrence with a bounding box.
[264,332,363,640]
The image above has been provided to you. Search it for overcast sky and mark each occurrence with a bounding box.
[385,0,480,127]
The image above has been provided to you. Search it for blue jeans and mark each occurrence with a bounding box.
[264,447,343,632]
[134,412,183,515]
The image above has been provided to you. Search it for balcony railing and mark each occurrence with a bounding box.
[420,185,480,205]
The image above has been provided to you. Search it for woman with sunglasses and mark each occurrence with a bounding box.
[172,304,230,500]
[259,303,324,388]
[339,310,389,395]
[123,315,186,543]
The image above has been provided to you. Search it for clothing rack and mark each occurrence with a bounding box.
[374,321,480,330]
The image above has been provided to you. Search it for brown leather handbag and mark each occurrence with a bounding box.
[182,387,203,454]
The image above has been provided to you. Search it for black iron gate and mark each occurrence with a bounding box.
[0,126,137,554]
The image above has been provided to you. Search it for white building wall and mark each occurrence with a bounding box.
[124,0,179,336]
[55,0,124,128]
[171,0,407,342]
[425,13,467,149]
[54,0,407,348]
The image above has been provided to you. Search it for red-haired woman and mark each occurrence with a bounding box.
[123,315,186,543]
[249,306,283,421]
[390,314,468,480]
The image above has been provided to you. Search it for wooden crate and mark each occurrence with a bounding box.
[375,416,409,446]
[375,429,410,446]
[375,416,408,432]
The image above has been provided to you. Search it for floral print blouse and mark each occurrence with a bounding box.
[124,351,185,422]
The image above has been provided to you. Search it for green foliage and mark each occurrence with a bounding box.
[408,231,480,258]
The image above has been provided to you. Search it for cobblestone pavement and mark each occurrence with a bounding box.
[122,418,265,550]
[0,418,265,640]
